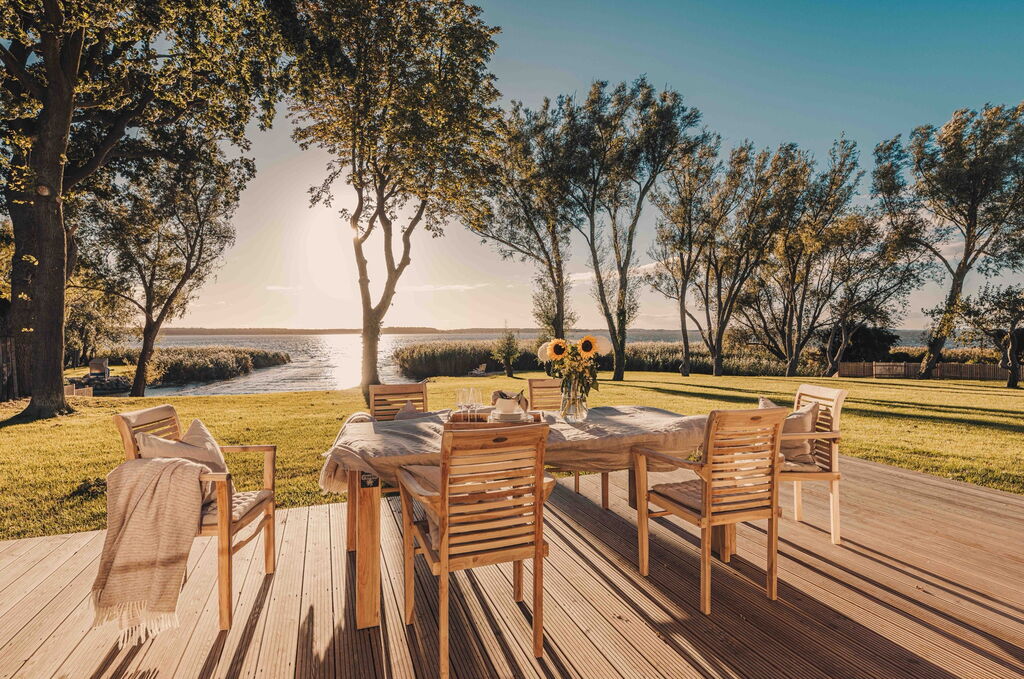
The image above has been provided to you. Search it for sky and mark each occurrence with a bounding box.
[174,0,1024,331]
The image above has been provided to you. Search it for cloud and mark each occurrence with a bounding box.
[399,282,491,293]
[266,285,303,292]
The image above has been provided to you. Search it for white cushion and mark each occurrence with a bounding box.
[759,397,818,465]
[136,418,228,473]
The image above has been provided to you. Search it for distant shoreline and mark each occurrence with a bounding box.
[161,326,927,336]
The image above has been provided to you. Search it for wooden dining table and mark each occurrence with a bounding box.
[320,406,709,629]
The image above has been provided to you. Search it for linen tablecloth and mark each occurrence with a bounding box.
[319,405,707,491]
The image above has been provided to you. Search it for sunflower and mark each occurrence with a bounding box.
[547,338,568,360]
[578,335,598,358]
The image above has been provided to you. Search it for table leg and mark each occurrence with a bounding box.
[601,472,610,509]
[346,471,358,552]
[355,475,381,629]
[710,524,735,562]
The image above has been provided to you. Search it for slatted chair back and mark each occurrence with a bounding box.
[527,378,561,412]
[369,383,429,421]
[701,408,788,521]
[113,404,182,461]
[438,423,548,562]
[794,384,847,471]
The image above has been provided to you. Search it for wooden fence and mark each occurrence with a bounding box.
[838,361,1007,381]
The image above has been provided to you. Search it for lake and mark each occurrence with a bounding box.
[149,329,929,396]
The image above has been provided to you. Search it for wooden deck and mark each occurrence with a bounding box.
[1,456,1023,678]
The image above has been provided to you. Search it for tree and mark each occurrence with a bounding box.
[688,143,798,375]
[532,274,578,339]
[63,285,131,368]
[737,139,862,376]
[645,134,720,375]
[470,101,577,338]
[821,214,929,375]
[283,0,499,402]
[561,78,701,380]
[959,284,1024,388]
[0,0,281,417]
[491,326,521,377]
[873,103,1024,378]
[76,143,251,396]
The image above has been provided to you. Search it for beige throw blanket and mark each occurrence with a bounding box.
[92,457,213,646]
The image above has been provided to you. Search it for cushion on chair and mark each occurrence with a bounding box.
[651,480,704,513]
[758,397,818,465]
[394,400,422,419]
[200,489,273,526]
[136,418,234,493]
[782,460,824,473]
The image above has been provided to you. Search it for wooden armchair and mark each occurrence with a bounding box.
[369,382,429,421]
[779,384,848,544]
[112,404,276,630]
[632,407,788,615]
[397,423,552,678]
[527,377,612,508]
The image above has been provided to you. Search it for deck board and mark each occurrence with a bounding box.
[1,455,1023,678]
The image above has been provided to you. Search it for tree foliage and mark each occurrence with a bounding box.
[0,0,283,416]
[561,77,701,380]
[737,138,862,375]
[873,103,1024,378]
[469,100,577,338]
[959,284,1024,388]
[76,137,251,395]
[283,0,499,400]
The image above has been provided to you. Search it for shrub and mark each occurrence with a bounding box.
[890,346,1002,364]
[104,346,290,385]
[394,340,820,379]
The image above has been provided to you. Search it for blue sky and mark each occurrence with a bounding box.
[175,0,1024,330]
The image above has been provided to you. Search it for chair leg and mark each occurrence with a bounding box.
[218,529,232,630]
[263,503,276,574]
[400,489,415,625]
[767,514,778,601]
[513,560,523,602]
[633,453,649,576]
[792,481,803,522]
[438,568,450,679]
[700,526,712,615]
[829,479,841,545]
[532,553,544,658]
[601,472,610,509]
[573,471,580,494]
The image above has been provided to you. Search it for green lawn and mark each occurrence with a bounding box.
[2,371,1022,540]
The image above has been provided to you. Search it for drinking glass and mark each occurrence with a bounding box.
[469,387,481,420]
[456,388,467,419]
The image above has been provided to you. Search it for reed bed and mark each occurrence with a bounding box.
[106,345,290,385]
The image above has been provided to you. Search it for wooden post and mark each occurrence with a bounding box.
[600,472,610,509]
[346,470,359,552]
[355,472,381,629]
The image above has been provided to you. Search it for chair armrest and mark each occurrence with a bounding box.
[633,446,705,473]
[396,468,440,514]
[199,471,232,483]
[220,445,276,492]
[780,431,840,442]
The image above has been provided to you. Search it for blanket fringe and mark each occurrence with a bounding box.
[92,591,180,648]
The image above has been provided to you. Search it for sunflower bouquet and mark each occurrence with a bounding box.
[536,335,612,422]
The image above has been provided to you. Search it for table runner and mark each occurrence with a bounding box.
[319,406,708,491]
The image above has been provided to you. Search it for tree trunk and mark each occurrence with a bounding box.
[712,350,723,377]
[678,295,690,376]
[1006,332,1020,389]
[504,361,514,378]
[784,356,799,377]
[132,321,157,397]
[360,312,382,404]
[6,199,35,397]
[920,272,967,378]
[826,324,850,377]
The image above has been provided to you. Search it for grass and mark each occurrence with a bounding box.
[2,371,1022,540]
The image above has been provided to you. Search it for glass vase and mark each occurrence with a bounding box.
[560,379,589,423]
